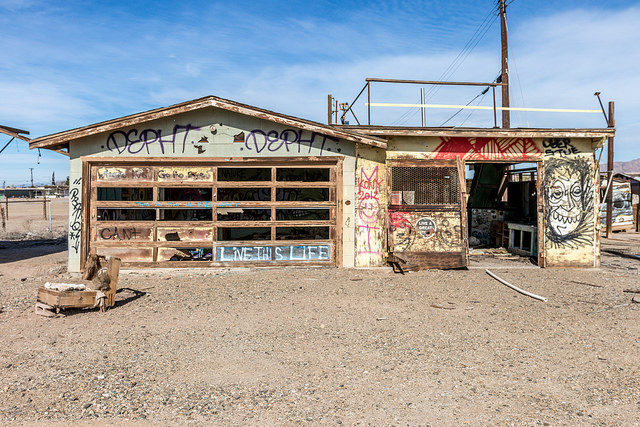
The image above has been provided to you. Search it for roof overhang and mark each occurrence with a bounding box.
[338,125,615,140]
[29,96,387,151]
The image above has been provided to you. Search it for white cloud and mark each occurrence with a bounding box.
[1,3,639,185]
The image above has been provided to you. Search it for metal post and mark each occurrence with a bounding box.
[606,101,615,238]
[420,87,426,127]
[367,82,371,126]
[49,200,52,232]
[43,196,47,220]
[500,0,510,128]
[4,197,7,219]
[327,94,333,125]
[492,86,497,128]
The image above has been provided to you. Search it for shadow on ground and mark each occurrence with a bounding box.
[0,238,67,264]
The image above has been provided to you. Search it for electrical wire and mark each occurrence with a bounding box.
[390,3,500,126]
[440,86,491,126]
[455,91,489,127]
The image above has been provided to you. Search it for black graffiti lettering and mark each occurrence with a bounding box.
[543,157,594,249]
[106,131,128,154]
[106,124,200,155]
[542,138,579,156]
[245,129,334,155]
[69,187,82,253]
[100,227,139,241]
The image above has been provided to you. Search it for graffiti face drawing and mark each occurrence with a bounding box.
[547,177,584,236]
[543,157,594,249]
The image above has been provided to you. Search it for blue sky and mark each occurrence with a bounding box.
[1,0,639,185]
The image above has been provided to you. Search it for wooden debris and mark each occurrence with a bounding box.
[83,254,99,280]
[430,304,455,310]
[485,269,547,302]
[568,280,604,288]
[623,289,640,294]
[34,302,56,317]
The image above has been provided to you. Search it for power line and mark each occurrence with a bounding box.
[390,3,499,126]
[440,86,491,126]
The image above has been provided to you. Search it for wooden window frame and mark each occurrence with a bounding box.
[82,157,343,268]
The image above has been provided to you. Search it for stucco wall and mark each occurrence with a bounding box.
[67,107,358,272]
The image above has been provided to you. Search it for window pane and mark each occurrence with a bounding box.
[97,188,152,201]
[97,208,156,221]
[159,209,212,221]
[218,168,271,181]
[159,188,212,201]
[276,188,329,201]
[217,208,271,221]
[217,227,271,241]
[276,226,330,240]
[217,188,271,201]
[276,168,330,182]
[276,208,330,221]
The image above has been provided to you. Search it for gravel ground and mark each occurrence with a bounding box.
[0,236,639,425]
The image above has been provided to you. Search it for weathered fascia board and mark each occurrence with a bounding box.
[28,96,387,151]
[1,127,69,156]
[338,125,615,140]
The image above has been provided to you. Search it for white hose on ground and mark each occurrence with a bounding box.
[485,269,547,302]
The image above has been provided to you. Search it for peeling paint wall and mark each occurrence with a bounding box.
[354,145,387,267]
[67,107,358,272]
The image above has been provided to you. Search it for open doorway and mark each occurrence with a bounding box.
[465,162,541,264]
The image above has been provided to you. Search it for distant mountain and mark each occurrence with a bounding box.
[600,158,640,174]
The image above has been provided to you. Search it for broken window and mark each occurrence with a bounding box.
[276,226,330,240]
[97,187,152,201]
[97,208,156,221]
[159,209,212,221]
[276,168,330,182]
[217,227,271,241]
[218,168,271,181]
[217,188,271,201]
[159,188,212,201]
[167,247,213,261]
[217,208,271,221]
[276,188,329,202]
[276,208,330,221]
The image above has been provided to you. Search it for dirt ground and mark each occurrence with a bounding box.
[1,215,639,424]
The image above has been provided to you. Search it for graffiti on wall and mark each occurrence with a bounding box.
[544,157,594,249]
[389,211,415,251]
[244,129,339,156]
[357,166,383,255]
[106,124,200,155]
[215,245,330,261]
[436,218,461,249]
[431,137,542,161]
[69,177,82,253]
[542,138,578,156]
[599,181,634,227]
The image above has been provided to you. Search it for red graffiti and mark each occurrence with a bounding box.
[389,211,412,231]
[357,167,383,224]
[431,137,542,161]
[357,166,383,255]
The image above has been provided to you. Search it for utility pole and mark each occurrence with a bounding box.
[499,0,510,128]
[606,101,615,238]
[29,168,34,187]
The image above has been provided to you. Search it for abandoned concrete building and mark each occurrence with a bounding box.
[28,95,614,272]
